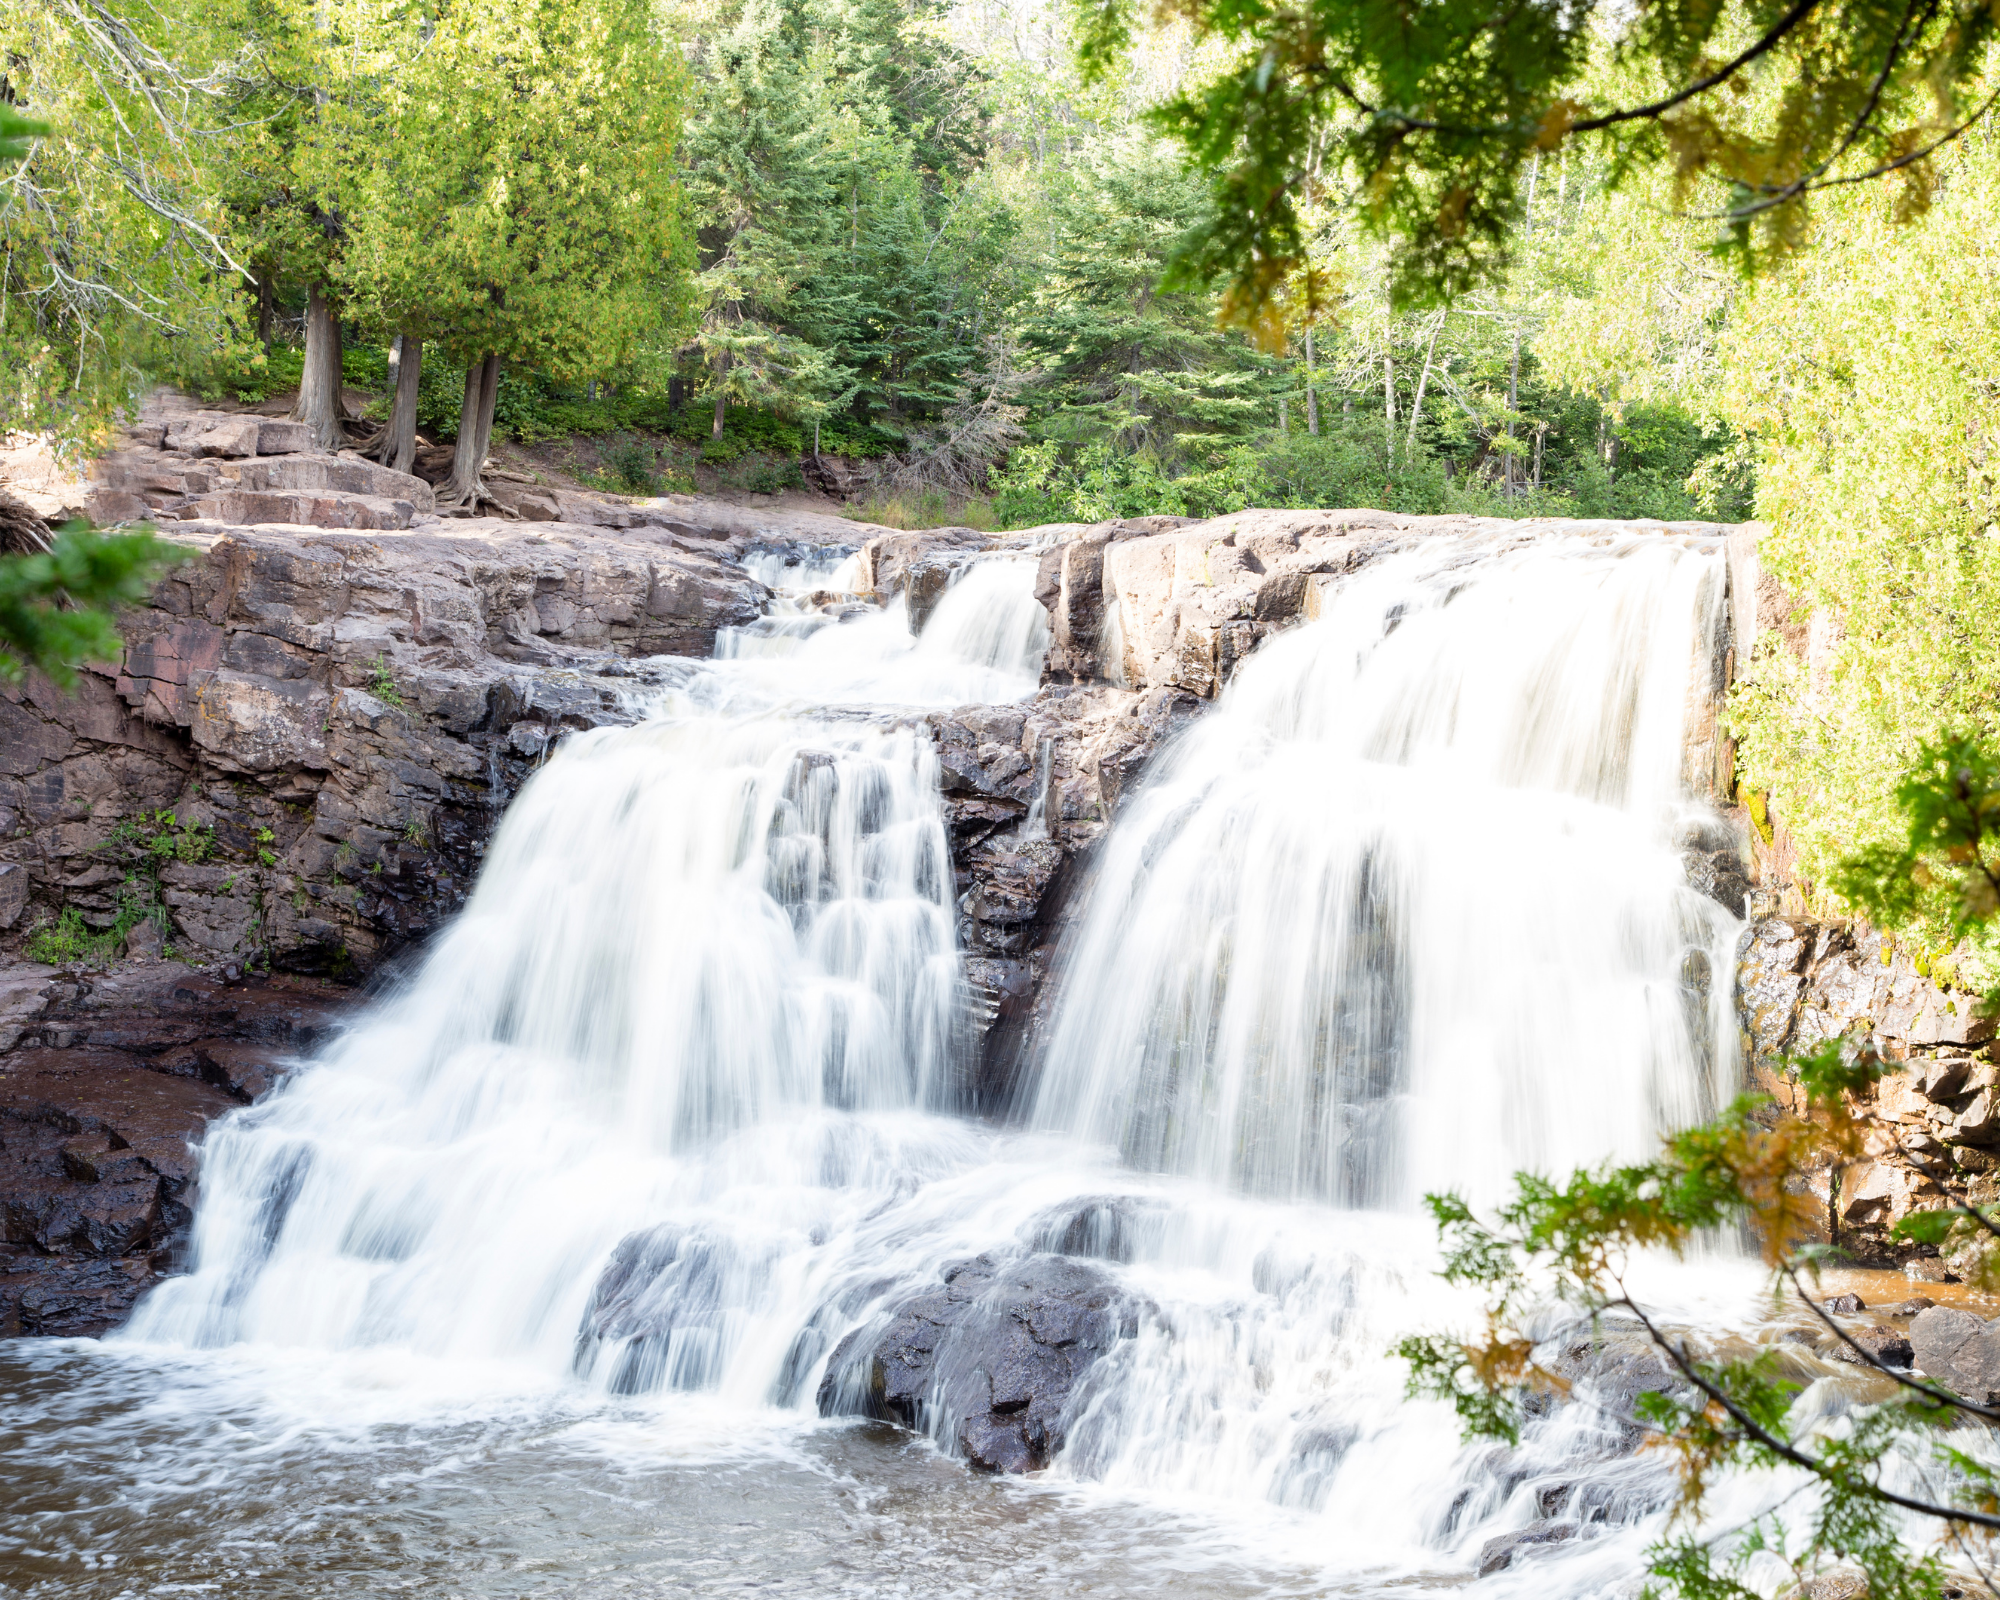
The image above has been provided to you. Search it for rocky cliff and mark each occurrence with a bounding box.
[1740,917,2000,1271]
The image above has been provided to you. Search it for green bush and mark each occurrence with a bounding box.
[600,433,662,495]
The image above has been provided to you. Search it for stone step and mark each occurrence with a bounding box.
[86,461,219,497]
[254,420,315,455]
[229,455,435,514]
[189,488,416,530]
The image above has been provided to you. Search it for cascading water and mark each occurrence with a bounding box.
[1034,533,1740,1208]
[5,530,1826,1600]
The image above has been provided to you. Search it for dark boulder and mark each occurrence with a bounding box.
[1,958,351,1337]
[1477,1521,1577,1576]
[1909,1306,2000,1402]
[816,1252,1136,1473]
[1827,1324,1915,1367]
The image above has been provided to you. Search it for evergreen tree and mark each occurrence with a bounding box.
[341,0,694,505]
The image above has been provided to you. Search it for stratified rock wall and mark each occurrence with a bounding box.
[3,520,766,976]
[1739,916,1999,1267]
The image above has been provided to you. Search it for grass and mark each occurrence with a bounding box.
[848,491,996,531]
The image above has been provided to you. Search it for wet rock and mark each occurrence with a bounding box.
[0,957,352,1337]
[1888,1297,1937,1318]
[1023,1195,1168,1264]
[1909,1306,2000,1402]
[1827,1325,1915,1367]
[850,526,989,599]
[815,1252,1136,1473]
[1477,1521,1576,1576]
[1681,817,1752,916]
[1825,1292,1866,1314]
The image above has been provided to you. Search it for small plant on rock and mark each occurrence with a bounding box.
[366,655,405,708]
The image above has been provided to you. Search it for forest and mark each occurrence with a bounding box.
[2,0,1758,529]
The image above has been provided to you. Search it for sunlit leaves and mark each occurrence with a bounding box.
[0,525,178,688]
[1076,0,2000,325]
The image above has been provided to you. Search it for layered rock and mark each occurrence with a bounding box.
[2,520,767,977]
[1738,916,2000,1265]
[1034,509,1736,700]
[0,957,347,1335]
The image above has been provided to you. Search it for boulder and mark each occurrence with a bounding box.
[1477,1522,1576,1576]
[254,420,315,455]
[191,417,262,459]
[1827,1324,1915,1367]
[851,526,988,598]
[229,454,437,513]
[815,1252,1136,1473]
[161,411,242,453]
[1909,1305,2000,1402]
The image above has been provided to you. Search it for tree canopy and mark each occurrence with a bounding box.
[1071,0,2000,323]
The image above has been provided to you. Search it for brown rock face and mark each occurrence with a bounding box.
[1,520,769,979]
[0,959,349,1336]
[1738,915,2000,1265]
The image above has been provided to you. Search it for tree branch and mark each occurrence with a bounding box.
[1614,1293,2000,1531]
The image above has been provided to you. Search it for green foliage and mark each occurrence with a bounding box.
[0,101,49,160]
[599,434,664,496]
[25,906,120,967]
[2,0,255,445]
[332,0,696,376]
[0,527,178,689]
[365,655,404,709]
[1073,0,1999,327]
[1721,144,2000,977]
[1831,734,2000,985]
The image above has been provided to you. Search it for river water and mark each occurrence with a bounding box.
[0,531,1834,1598]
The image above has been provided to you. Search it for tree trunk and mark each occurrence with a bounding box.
[1383,355,1397,456]
[1304,328,1319,436]
[441,351,499,510]
[1405,313,1444,460]
[374,333,422,477]
[256,275,274,349]
[711,352,730,439]
[1278,396,1289,434]
[290,288,346,453]
[1506,327,1521,497]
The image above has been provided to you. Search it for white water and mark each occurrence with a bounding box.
[12,531,1825,1598]
[1036,534,1740,1207]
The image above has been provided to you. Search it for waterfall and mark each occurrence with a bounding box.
[68,531,1774,1597]
[123,553,1047,1357]
[916,557,1052,683]
[1034,532,1739,1207]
